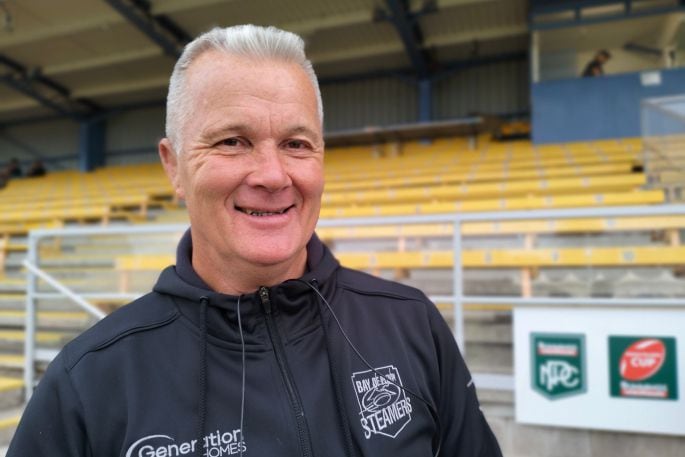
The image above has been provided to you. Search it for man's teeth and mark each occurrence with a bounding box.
[241,207,288,216]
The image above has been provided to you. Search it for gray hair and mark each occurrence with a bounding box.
[165,24,323,152]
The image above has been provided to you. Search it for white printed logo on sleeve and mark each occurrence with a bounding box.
[351,365,412,439]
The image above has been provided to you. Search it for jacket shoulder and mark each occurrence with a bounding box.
[336,266,429,303]
[60,292,179,371]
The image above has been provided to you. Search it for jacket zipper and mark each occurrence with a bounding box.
[259,286,314,457]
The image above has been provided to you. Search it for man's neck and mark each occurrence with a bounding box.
[191,247,308,296]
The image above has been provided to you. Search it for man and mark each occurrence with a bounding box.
[8,25,502,456]
[582,49,611,77]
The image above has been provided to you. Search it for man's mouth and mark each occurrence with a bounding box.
[235,205,295,217]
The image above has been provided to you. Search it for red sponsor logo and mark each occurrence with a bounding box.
[619,339,666,381]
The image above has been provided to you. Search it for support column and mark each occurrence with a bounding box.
[418,77,432,123]
[79,118,106,171]
[531,30,540,83]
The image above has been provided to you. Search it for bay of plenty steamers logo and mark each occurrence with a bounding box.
[351,365,412,439]
[531,333,586,400]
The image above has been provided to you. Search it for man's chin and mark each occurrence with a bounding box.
[237,246,306,270]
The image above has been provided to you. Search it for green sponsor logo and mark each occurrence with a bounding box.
[531,333,586,399]
[609,336,678,400]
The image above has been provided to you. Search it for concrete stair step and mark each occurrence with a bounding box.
[0,406,23,447]
[465,321,512,344]
[487,414,685,457]
[478,388,514,406]
[0,378,23,412]
[0,330,74,351]
[0,356,23,371]
[465,342,513,373]
[0,281,24,293]
[0,354,48,376]
[0,310,91,330]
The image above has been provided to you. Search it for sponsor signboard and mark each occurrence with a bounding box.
[515,308,685,435]
[609,336,678,400]
[531,333,586,399]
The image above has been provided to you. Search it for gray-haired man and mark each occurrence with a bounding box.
[8,25,502,457]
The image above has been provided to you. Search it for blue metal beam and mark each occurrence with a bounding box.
[531,0,630,14]
[0,53,100,119]
[417,78,432,122]
[624,42,662,57]
[102,0,189,59]
[319,68,415,86]
[530,0,685,30]
[79,119,107,171]
[0,51,528,129]
[380,0,433,79]
[432,51,528,82]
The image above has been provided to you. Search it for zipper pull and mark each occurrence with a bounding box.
[258,286,272,314]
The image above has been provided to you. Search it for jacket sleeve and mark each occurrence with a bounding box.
[7,352,90,456]
[427,303,503,457]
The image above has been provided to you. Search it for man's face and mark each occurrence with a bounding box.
[160,50,324,273]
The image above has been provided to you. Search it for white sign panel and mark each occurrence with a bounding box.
[640,71,662,86]
[514,307,685,435]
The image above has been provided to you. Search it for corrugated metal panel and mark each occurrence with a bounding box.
[0,120,79,162]
[322,77,417,131]
[107,151,160,166]
[422,0,528,47]
[106,107,165,152]
[433,60,529,119]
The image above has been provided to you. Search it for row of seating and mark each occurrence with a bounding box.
[316,215,685,239]
[323,162,634,192]
[0,135,665,276]
[115,244,685,272]
[321,174,646,206]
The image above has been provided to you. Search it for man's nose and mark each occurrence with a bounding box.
[245,145,292,191]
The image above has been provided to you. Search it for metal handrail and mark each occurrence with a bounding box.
[23,204,685,398]
[22,260,106,319]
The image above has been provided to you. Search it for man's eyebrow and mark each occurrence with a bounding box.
[284,125,322,140]
[200,123,252,141]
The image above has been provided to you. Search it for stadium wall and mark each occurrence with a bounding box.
[106,107,165,166]
[323,60,529,131]
[433,60,529,120]
[0,60,529,170]
[532,66,685,143]
[0,119,80,170]
[321,77,417,131]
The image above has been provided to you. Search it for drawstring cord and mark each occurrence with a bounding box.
[307,280,359,457]
[236,295,246,457]
[197,296,247,457]
[197,296,209,457]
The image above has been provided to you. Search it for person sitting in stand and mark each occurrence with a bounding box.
[582,49,611,77]
[26,159,47,178]
[6,158,22,178]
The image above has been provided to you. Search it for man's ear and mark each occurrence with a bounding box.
[159,138,185,200]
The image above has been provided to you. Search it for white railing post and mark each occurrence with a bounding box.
[23,233,38,402]
[452,218,465,354]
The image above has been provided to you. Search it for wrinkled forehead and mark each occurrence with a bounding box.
[187,51,317,107]
[178,51,322,140]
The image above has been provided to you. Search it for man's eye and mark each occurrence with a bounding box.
[220,138,241,147]
[286,140,309,149]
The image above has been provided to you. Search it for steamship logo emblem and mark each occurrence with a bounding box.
[351,365,413,439]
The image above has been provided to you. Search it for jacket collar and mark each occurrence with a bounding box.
[153,228,339,347]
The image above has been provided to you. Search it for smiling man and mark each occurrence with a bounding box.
[8,25,502,457]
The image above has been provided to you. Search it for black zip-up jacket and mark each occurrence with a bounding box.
[8,230,502,457]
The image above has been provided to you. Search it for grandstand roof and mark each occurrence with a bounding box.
[0,0,528,125]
